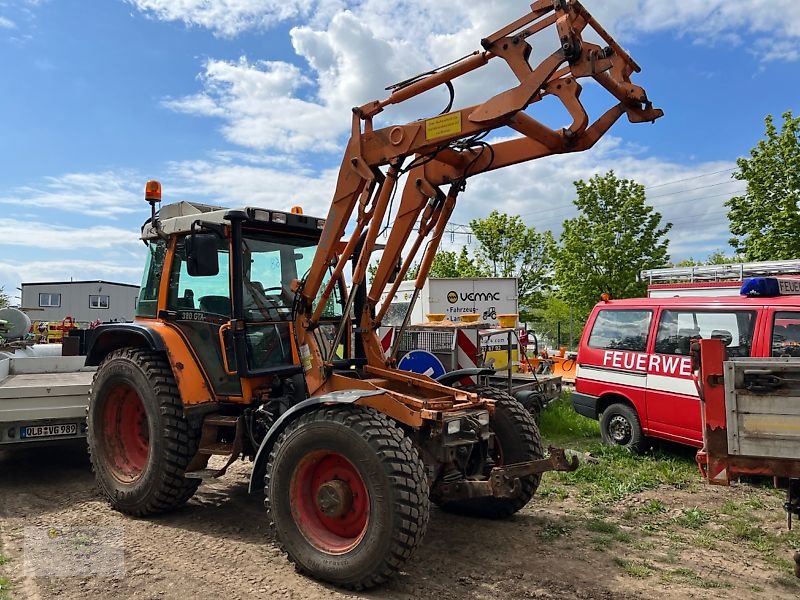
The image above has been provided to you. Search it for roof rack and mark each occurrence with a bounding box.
[641,260,800,284]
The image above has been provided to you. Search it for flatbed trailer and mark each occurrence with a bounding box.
[0,347,94,446]
[695,337,800,576]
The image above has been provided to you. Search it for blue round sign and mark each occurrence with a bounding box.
[398,350,447,379]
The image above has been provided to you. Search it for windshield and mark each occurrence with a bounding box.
[241,232,343,322]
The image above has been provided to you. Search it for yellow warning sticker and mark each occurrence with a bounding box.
[425,112,462,141]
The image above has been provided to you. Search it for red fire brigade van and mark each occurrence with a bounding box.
[572,281,800,451]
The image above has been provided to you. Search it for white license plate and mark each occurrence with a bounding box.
[20,423,78,439]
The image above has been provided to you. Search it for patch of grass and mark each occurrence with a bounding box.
[640,522,662,534]
[587,519,619,535]
[0,575,11,600]
[539,522,571,541]
[614,557,655,578]
[639,499,667,515]
[537,485,570,501]
[745,496,769,511]
[538,393,600,444]
[585,518,632,544]
[725,519,774,550]
[720,499,743,515]
[690,530,718,550]
[663,567,732,589]
[779,530,800,551]
[0,555,9,567]
[763,553,794,571]
[553,444,698,505]
[676,507,710,530]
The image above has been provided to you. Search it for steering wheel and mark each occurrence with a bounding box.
[261,286,284,294]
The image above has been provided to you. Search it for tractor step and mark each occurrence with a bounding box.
[203,415,239,428]
[185,468,225,480]
[198,441,235,456]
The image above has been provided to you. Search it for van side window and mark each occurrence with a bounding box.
[655,310,756,357]
[772,312,800,357]
[588,310,652,352]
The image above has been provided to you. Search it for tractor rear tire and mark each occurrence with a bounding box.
[265,406,429,590]
[87,348,200,516]
[437,385,543,519]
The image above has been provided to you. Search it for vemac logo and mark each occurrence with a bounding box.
[602,350,692,377]
[447,290,500,304]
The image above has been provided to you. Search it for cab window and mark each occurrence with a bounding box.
[654,310,756,357]
[167,239,231,317]
[136,240,167,318]
[772,311,800,357]
[588,310,652,352]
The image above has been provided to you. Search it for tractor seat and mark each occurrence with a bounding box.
[199,295,231,317]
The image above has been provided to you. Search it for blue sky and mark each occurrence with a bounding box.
[0,0,798,303]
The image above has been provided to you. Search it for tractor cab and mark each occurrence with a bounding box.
[133,191,345,398]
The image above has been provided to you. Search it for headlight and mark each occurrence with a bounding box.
[446,419,461,435]
[476,411,490,426]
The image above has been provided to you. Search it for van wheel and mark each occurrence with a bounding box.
[600,403,643,453]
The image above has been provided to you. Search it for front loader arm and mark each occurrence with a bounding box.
[296,0,663,395]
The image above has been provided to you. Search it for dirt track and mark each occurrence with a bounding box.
[0,442,798,600]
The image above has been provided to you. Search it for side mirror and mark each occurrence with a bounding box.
[185,234,220,277]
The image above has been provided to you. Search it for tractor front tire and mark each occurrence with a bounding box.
[438,385,543,519]
[265,406,429,590]
[87,348,200,516]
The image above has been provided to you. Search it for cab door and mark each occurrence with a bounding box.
[646,308,700,444]
[163,236,243,398]
[647,308,758,446]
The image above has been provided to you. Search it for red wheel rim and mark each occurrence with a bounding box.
[290,450,370,554]
[102,383,150,483]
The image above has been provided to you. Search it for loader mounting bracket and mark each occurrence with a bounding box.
[434,446,579,501]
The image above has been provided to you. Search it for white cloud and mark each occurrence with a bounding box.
[0,171,142,217]
[0,16,16,29]
[166,158,337,218]
[0,219,140,249]
[125,0,313,37]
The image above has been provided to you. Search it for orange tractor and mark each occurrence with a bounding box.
[85,0,662,589]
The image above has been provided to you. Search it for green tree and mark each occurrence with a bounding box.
[554,171,672,315]
[469,211,554,309]
[530,294,584,350]
[368,246,486,283]
[726,111,800,261]
[0,287,8,309]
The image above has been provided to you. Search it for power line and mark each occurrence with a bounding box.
[647,179,742,200]
[644,167,737,190]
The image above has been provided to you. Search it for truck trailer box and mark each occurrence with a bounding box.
[379,277,518,327]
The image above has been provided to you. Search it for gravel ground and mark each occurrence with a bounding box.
[0,441,798,600]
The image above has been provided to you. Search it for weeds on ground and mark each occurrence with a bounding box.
[613,557,655,578]
[639,499,667,515]
[538,395,698,504]
[661,567,732,589]
[538,393,599,445]
[676,507,710,530]
[0,556,8,567]
[550,444,698,505]
[539,522,571,541]
[0,575,11,600]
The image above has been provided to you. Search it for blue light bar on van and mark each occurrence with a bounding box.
[741,277,800,297]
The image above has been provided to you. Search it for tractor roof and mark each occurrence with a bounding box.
[141,201,325,240]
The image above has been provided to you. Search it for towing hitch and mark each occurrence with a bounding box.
[435,447,579,501]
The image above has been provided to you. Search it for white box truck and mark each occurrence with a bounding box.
[379,277,519,327]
